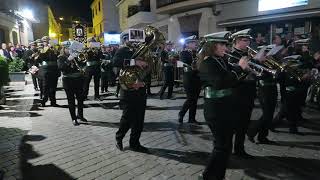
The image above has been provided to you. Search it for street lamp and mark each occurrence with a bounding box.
[20,9,34,21]
[59,17,64,21]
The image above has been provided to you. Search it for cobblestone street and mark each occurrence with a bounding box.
[1,76,320,180]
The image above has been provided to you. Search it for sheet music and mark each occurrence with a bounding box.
[176,61,184,68]
[254,46,267,61]
[266,45,284,56]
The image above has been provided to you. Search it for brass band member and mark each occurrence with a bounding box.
[100,45,113,93]
[38,36,60,107]
[178,35,201,124]
[83,44,103,100]
[228,29,255,158]
[114,32,148,153]
[198,31,249,180]
[23,41,40,91]
[57,42,86,126]
[273,39,315,134]
[158,41,175,99]
[248,46,277,144]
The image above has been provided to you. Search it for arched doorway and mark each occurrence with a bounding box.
[12,31,18,45]
[0,28,5,43]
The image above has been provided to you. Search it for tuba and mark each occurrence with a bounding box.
[119,26,165,90]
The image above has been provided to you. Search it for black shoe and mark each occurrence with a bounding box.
[129,144,149,153]
[51,103,59,107]
[188,119,200,124]
[94,96,102,101]
[41,101,46,107]
[72,119,80,126]
[178,114,183,124]
[159,96,163,100]
[101,90,104,94]
[116,140,123,151]
[257,137,275,144]
[247,135,256,143]
[289,128,304,135]
[77,116,88,122]
[233,151,255,159]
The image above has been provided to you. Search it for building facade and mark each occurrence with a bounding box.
[0,0,38,45]
[91,0,120,42]
[116,0,320,48]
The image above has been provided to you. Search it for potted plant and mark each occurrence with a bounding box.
[8,58,25,82]
[0,56,8,105]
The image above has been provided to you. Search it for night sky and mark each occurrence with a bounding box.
[47,0,94,22]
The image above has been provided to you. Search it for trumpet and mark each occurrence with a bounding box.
[247,46,305,81]
[224,52,278,77]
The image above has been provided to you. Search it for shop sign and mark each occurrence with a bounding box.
[259,0,308,11]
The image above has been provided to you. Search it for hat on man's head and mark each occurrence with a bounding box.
[204,31,231,43]
[231,29,252,41]
[41,36,50,42]
[120,30,129,41]
[295,38,310,46]
[61,41,72,47]
[166,40,173,45]
[29,41,37,46]
[184,35,197,43]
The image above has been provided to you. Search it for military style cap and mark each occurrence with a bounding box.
[61,41,72,47]
[120,30,129,40]
[184,35,197,43]
[41,36,50,42]
[294,38,309,45]
[166,40,173,45]
[231,28,252,40]
[29,41,37,46]
[204,31,231,43]
[35,39,42,44]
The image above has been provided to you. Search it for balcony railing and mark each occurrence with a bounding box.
[128,5,151,18]
[156,0,188,8]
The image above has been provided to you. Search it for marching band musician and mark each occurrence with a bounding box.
[100,45,113,93]
[228,29,255,158]
[57,41,86,126]
[248,46,277,144]
[38,36,60,107]
[198,31,249,180]
[158,41,175,99]
[178,35,201,124]
[83,43,103,100]
[23,41,40,91]
[272,39,315,134]
[113,32,149,153]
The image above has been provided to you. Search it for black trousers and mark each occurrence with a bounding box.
[101,74,109,92]
[83,67,100,98]
[42,73,58,104]
[31,74,39,89]
[116,88,146,146]
[277,89,303,130]
[179,88,200,121]
[234,83,256,153]
[159,67,174,98]
[251,85,277,139]
[63,77,84,120]
[203,99,235,180]
[179,73,201,121]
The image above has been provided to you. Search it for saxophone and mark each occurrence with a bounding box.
[119,26,165,90]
